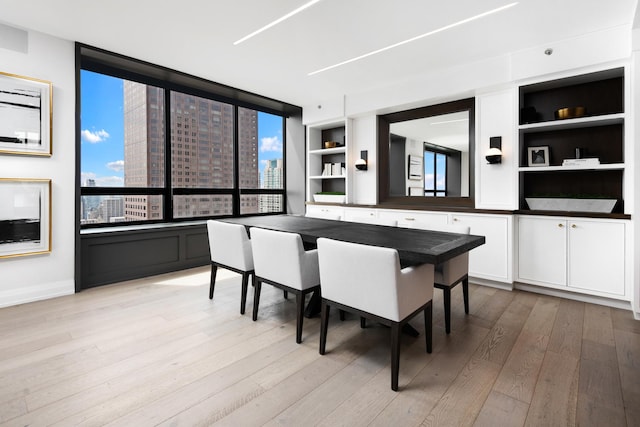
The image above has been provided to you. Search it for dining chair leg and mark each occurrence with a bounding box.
[283,290,288,299]
[319,301,330,355]
[360,317,366,328]
[295,292,305,344]
[443,287,452,334]
[390,322,401,392]
[240,272,250,315]
[252,280,262,321]
[424,301,433,353]
[209,263,218,299]
[462,277,470,314]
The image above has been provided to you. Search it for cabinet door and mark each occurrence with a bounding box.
[518,216,567,286]
[452,214,512,283]
[568,220,625,295]
[343,207,378,222]
[306,205,344,219]
[379,210,448,228]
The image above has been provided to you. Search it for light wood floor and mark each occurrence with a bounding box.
[1,266,639,426]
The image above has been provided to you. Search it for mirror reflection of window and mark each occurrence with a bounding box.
[389,110,468,198]
[424,151,448,197]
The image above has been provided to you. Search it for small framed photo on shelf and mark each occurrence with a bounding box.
[0,71,53,156]
[527,146,549,167]
[0,178,52,258]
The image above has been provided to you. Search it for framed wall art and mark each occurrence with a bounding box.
[0,72,52,156]
[0,178,51,258]
[408,155,423,180]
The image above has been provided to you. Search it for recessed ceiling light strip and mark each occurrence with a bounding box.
[308,2,518,76]
[234,0,323,45]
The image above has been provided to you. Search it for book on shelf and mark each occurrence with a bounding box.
[562,158,600,167]
[322,163,332,176]
[332,162,343,176]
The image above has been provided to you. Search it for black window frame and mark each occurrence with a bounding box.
[77,43,299,228]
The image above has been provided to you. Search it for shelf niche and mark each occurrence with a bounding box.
[521,123,623,167]
[520,68,624,124]
[520,169,624,213]
[319,126,345,194]
[518,67,625,215]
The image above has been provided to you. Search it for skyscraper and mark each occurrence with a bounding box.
[260,158,283,212]
[123,82,259,220]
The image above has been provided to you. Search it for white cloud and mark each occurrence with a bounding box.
[106,160,125,172]
[424,173,434,188]
[81,129,110,144]
[96,176,124,187]
[260,136,282,152]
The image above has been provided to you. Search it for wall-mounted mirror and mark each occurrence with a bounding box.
[378,98,475,208]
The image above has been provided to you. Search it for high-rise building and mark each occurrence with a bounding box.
[123,83,259,220]
[99,197,124,222]
[260,158,283,212]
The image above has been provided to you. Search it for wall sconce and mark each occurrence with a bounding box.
[485,136,502,164]
[355,150,368,170]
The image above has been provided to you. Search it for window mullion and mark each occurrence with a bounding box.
[232,105,240,216]
[164,88,173,221]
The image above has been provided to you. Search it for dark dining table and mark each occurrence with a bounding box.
[222,214,485,266]
[222,214,486,327]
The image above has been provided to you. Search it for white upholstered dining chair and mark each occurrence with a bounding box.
[406,221,471,334]
[249,227,321,344]
[206,220,254,314]
[316,237,434,391]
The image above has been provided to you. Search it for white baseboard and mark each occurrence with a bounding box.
[0,280,75,308]
[470,277,634,312]
[514,282,632,311]
[469,277,514,291]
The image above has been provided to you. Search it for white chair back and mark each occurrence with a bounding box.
[349,216,397,227]
[250,227,320,290]
[207,220,253,271]
[317,237,433,322]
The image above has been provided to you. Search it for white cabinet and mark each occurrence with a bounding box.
[517,216,626,297]
[343,207,378,222]
[451,213,513,283]
[306,205,344,219]
[517,216,567,286]
[378,209,448,228]
[567,220,625,295]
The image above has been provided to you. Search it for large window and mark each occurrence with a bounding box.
[79,53,287,227]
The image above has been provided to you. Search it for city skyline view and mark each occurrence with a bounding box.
[80,70,284,188]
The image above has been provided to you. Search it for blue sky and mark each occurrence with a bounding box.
[80,70,283,187]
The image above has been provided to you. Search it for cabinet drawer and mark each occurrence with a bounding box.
[379,211,448,228]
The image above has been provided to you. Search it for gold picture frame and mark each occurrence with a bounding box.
[0,71,53,156]
[0,178,52,258]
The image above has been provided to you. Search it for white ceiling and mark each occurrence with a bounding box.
[1,0,637,108]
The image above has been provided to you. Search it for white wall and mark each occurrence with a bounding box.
[476,89,518,210]
[0,26,76,307]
